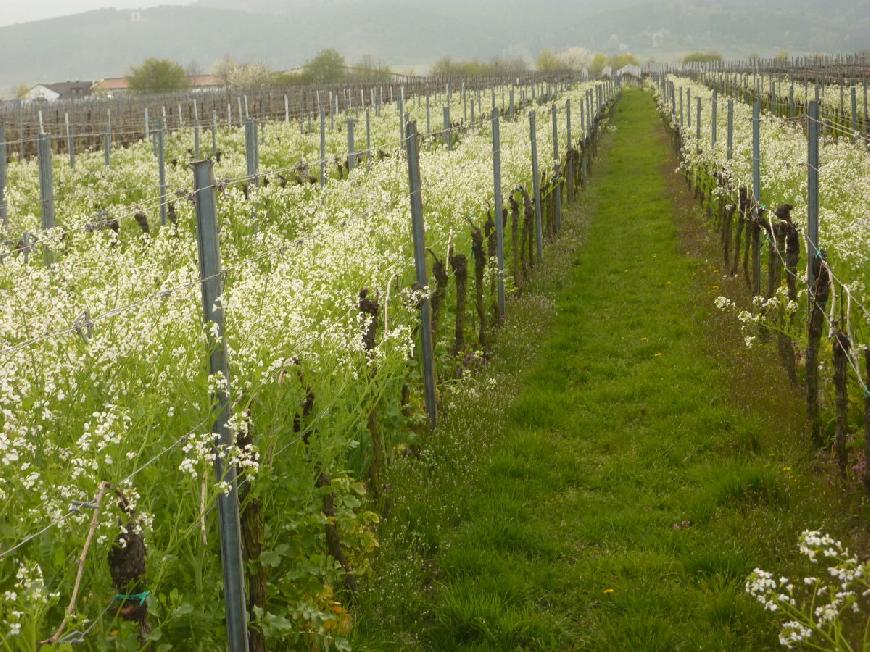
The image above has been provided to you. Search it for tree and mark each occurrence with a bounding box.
[682,52,723,65]
[431,56,526,78]
[303,49,346,84]
[127,58,188,94]
[492,56,528,76]
[212,56,274,88]
[214,55,236,86]
[352,55,393,83]
[271,70,305,87]
[185,60,204,76]
[15,84,30,99]
[230,63,273,88]
[430,57,454,77]
[610,53,640,70]
[774,50,790,64]
[557,47,592,72]
[589,53,610,77]
[536,49,562,73]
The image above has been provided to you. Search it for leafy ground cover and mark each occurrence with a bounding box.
[352,89,868,651]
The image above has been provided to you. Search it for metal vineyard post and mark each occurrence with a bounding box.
[191,159,249,652]
[529,110,544,263]
[404,120,438,429]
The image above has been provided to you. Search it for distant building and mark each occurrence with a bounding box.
[92,74,224,96]
[186,75,224,92]
[91,77,130,96]
[23,81,93,102]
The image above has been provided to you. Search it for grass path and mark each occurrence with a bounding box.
[354,89,857,650]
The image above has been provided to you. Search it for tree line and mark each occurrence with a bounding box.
[126,49,395,94]
[125,46,648,94]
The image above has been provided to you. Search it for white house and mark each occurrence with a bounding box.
[23,81,93,102]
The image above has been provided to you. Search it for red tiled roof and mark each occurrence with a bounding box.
[187,74,223,87]
[93,75,224,92]
[93,77,129,91]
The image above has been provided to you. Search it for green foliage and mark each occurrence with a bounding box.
[610,52,640,70]
[589,53,610,76]
[589,53,640,76]
[269,70,305,87]
[682,51,724,64]
[302,48,346,84]
[351,55,393,83]
[213,52,390,88]
[127,58,189,94]
[535,48,562,73]
[429,56,527,78]
[212,56,274,88]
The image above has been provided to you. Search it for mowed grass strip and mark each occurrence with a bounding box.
[354,89,859,651]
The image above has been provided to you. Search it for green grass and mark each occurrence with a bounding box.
[352,89,865,651]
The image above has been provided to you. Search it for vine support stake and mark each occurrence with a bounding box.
[38,133,55,231]
[194,126,201,160]
[157,119,167,226]
[211,111,218,155]
[726,99,733,160]
[566,98,574,202]
[404,120,438,430]
[442,105,451,149]
[687,88,692,128]
[492,108,506,323]
[679,86,684,127]
[807,100,820,287]
[65,113,75,168]
[365,109,371,168]
[192,159,249,652]
[864,81,868,130]
[529,110,544,263]
[0,126,6,226]
[319,110,326,188]
[752,99,762,296]
[398,90,405,147]
[244,118,259,187]
[551,103,562,232]
[104,109,112,167]
[711,90,718,147]
[347,118,356,172]
[330,92,335,131]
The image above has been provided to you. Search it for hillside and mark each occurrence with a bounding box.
[1,0,868,91]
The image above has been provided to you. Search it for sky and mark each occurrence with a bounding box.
[0,1,190,27]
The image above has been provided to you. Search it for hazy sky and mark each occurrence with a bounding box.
[0,1,190,27]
